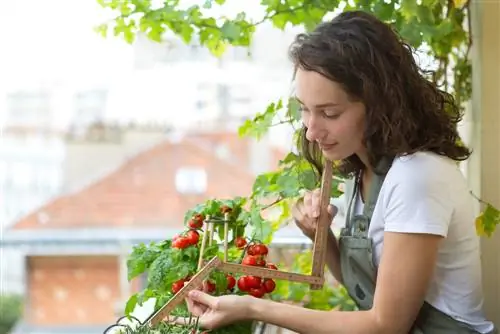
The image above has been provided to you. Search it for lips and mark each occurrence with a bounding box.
[319,143,337,150]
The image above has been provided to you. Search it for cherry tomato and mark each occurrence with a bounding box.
[185,230,199,245]
[242,255,258,266]
[171,279,186,294]
[237,276,249,291]
[203,280,216,293]
[172,237,190,249]
[247,244,257,256]
[226,275,236,290]
[235,237,247,249]
[245,276,262,289]
[188,219,202,229]
[255,257,266,267]
[252,244,268,256]
[263,279,276,293]
[249,286,266,298]
[266,263,278,270]
[194,213,204,221]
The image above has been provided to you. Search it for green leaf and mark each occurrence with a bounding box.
[203,244,220,259]
[127,242,162,281]
[286,98,301,121]
[400,0,419,20]
[398,18,423,48]
[477,204,500,237]
[211,270,228,293]
[124,293,138,316]
[372,2,395,21]
[147,248,196,290]
[220,21,241,42]
[238,101,278,139]
[93,23,108,38]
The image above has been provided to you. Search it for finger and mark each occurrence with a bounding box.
[311,189,321,218]
[303,191,313,218]
[291,200,305,222]
[327,204,338,218]
[170,316,192,326]
[185,297,205,317]
[188,290,219,309]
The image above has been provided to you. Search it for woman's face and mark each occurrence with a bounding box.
[295,68,367,162]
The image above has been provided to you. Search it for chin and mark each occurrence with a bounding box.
[321,150,347,161]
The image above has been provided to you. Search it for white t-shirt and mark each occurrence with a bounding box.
[331,152,495,333]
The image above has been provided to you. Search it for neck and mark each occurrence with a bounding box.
[356,150,373,175]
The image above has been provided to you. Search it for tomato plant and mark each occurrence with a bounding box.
[113,318,253,334]
[124,198,285,333]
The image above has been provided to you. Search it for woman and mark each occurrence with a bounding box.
[181,10,497,334]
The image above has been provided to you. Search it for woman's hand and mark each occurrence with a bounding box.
[181,290,252,330]
[292,188,337,240]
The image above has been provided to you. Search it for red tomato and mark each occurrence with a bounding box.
[185,230,199,245]
[172,237,190,249]
[234,237,247,249]
[252,244,268,256]
[263,279,276,293]
[242,255,258,266]
[245,276,262,289]
[237,276,249,291]
[247,244,256,256]
[188,219,202,229]
[255,257,266,267]
[226,275,236,290]
[171,279,185,294]
[249,286,266,298]
[266,263,278,270]
[203,280,216,293]
[194,213,204,222]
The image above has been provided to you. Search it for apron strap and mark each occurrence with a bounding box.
[343,157,392,236]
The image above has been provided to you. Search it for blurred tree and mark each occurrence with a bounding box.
[0,294,23,334]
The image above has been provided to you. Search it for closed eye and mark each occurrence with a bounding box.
[323,110,342,119]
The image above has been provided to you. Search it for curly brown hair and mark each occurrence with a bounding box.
[288,10,471,179]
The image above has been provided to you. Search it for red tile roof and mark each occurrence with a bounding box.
[12,133,286,231]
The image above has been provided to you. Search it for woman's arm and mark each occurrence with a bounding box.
[247,231,442,334]
[247,167,451,333]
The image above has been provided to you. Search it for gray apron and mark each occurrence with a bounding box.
[338,166,497,334]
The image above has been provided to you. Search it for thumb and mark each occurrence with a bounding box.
[327,204,338,219]
[188,290,218,308]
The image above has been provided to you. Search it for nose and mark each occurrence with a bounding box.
[305,114,327,143]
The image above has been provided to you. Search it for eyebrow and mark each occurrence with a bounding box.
[294,97,339,108]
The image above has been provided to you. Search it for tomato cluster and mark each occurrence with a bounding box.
[236,242,277,298]
[172,229,199,249]
[171,207,278,300]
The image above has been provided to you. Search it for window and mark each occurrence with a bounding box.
[175,167,207,194]
[6,90,51,127]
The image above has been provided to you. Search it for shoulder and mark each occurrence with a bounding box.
[380,152,466,236]
[388,152,461,183]
[383,152,465,197]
